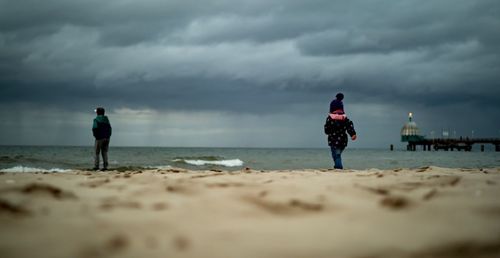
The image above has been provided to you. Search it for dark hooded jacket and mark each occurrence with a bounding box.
[92,115,112,140]
[324,112,356,149]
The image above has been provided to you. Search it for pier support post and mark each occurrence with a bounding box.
[390,144,394,151]
[407,144,416,151]
[496,145,500,152]
[481,145,484,152]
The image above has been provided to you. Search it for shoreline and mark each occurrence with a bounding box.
[1,167,500,258]
[2,146,499,173]
[2,163,500,174]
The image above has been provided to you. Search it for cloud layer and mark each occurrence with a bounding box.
[1,0,499,147]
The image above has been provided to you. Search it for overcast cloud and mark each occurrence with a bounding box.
[1,0,499,147]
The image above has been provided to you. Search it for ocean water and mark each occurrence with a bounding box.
[0,146,498,172]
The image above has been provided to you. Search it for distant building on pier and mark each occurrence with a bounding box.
[401,113,425,142]
[399,112,500,151]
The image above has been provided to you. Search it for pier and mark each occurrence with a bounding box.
[400,113,500,152]
[406,138,500,152]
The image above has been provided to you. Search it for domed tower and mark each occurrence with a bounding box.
[401,113,424,142]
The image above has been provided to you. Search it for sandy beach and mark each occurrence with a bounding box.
[1,167,500,258]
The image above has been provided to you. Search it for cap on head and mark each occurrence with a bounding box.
[336,93,344,101]
[95,107,105,115]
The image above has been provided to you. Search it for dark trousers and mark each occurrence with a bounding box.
[94,139,110,169]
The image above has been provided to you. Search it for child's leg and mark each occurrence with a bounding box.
[334,149,343,169]
[330,147,344,169]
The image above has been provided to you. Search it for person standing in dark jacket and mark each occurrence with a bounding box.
[92,107,112,171]
[324,100,356,169]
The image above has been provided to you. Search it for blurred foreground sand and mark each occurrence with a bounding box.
[1,166,500,258]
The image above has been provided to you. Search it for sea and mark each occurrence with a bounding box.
[0,146,499,172]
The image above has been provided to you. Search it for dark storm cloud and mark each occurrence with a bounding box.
[1,0,500,146]
[296,2,500,55]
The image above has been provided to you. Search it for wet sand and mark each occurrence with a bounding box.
[1,166,500,258]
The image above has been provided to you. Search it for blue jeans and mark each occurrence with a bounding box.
[330,146,344,169]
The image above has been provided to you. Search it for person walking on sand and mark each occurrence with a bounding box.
[324,95,356,169]
[92,107,112,171]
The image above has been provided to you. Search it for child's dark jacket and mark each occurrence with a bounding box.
[324,113,356,149]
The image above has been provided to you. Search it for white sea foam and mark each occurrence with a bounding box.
[173,159,244,167]
[0,166,71,173]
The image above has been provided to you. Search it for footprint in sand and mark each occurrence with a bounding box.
[355,185,390,195]
[165,183,197,195]
[79,178,111,188]
[411,240,500,257]
[425,175,461,187]
[422,189,438,201]
[107,234,129,251]
[114,174,128,179]
[0,183,76,217]
[416,166,431,172]
[0,199,31,216]
[258,190,268,197]
[486,180,496,185]
[380,196,410,210]
[380,175,461,192]
[12,183,77,200]
[173,235,191,251]
[79,234,129,258]
[243,196,324,215]
[205,182,245,188]
[166,168,188,173]
[99,200,142,211]
[151,202,168,211]
[190,173,225,179]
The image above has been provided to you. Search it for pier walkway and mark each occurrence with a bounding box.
[406,138,500,151]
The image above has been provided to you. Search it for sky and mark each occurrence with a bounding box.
[1,0,499,148]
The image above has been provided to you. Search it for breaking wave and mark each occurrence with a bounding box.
[172,158,244,167]
[0,166,72,173]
